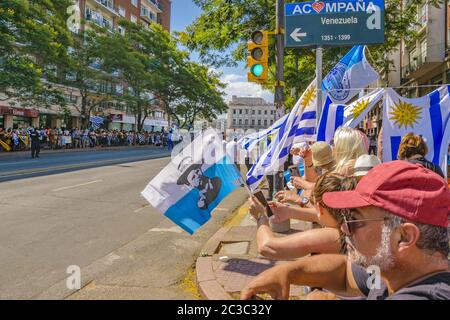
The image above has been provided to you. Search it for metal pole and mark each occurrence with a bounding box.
[316,46,323,125]
[275,0,285,119]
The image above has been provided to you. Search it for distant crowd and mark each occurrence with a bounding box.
[0,127,178,152]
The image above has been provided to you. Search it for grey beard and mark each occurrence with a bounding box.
[346,223,395,271]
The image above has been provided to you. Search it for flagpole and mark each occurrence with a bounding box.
[316,45,323,125]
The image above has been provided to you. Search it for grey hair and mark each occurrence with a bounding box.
[385,214,450,258]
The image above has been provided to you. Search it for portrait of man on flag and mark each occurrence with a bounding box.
[176,156,222,210]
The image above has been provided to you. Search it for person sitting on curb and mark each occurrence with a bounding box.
[241,161,450,300]
[398,132,445,179]
[248,173,357,260]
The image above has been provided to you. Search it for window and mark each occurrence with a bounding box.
[244,119,248,125]
[132,0,138,7]
[239,119,242,125]
[420,38,427,61]
[252,110,255,115]
[118,5,126,17]
[130,14,137,23]
[258,110,261,115]
[233,109,236,114]
[264,110,267,115]
[245,109,248,114]
[270,110,274,115]
[264,120,267,126]
[419,4,428,27]
[251,119,255,126]
[239,109,242,114]
[270,120,274,125]
[233,119,236,125]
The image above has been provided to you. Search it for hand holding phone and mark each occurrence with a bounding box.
[252,190,274,217]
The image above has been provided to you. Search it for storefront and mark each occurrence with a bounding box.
[0,106,39,129]
[0,115,4,129]
[108,114,168,132]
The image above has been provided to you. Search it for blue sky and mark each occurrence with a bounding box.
[170,0,273,103]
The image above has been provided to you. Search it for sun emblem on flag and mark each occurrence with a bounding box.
[389,101,422,129]
[351,98,370,119]
[301,86,316,111]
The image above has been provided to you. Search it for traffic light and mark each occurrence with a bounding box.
[247,30,269,83]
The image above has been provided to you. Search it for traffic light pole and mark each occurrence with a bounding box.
[275,0,285,117]
[316,45,323,123]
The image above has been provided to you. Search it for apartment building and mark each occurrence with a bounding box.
[226,96,276,134]
[361,0,449,138]
[0,0,172,132]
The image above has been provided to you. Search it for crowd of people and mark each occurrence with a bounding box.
[0,127,176,154]
[239,128,450,300]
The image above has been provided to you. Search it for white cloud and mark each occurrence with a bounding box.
[220,73,274,103]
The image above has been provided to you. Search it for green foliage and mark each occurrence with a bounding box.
[0,0,72,107]
[179,0,444,108]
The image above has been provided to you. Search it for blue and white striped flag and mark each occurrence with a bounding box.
[237,115,287,152]
[317,89,384,143]
[323,45,379,105]
[383,86,450,176]
[90,116,104,129]
[246,80,318,191]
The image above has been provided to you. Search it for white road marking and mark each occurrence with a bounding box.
[149,226,184,234]
[133,204,150,213]
[52,180,103,192]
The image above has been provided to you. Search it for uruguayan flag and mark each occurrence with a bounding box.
[323,45,379,104]
[317,89,384,143]
[246,80,317,191]
[90,116,104,129]
[141,128,244,234]
[383,86,450,176]
[237,115,287,152]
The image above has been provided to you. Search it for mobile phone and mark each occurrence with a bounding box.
[289,165,300,177]
[252,190,274,217]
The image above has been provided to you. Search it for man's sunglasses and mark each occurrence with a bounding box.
[340,212,387,236]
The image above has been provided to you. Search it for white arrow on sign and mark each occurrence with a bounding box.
[290,28,307,42]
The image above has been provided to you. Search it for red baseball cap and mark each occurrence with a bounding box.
[323,160,450,227]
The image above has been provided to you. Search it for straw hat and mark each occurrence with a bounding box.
[311,142,334,167]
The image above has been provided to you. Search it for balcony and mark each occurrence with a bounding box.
[140,6,157,23]
[401,53,442,80]
[85,10,114,31]
[142,0,162,13]
[92,0,120,17]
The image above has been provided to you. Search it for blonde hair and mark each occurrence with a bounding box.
[333,127,367,175]
[397,132,428,160]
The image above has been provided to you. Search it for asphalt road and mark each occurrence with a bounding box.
[0,147,172,182]
[0,149,247,299]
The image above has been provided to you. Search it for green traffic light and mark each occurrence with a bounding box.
[250,64,264,77]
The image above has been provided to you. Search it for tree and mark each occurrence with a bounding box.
[0,0,72,107]
[94,21,169,132]
[178,0,443,108]
[61,28,118,129]
[164,63,228,129]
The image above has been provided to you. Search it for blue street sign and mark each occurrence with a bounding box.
[285,0,385,47]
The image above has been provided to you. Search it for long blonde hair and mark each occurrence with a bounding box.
[333,127,367,175]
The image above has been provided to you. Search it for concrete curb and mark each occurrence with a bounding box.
[196,231,234,300]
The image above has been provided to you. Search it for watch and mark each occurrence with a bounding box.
[300,197,310,205]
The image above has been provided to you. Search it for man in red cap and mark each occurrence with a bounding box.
[241,161,450,300]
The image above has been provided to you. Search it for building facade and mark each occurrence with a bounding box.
[0,0,172,132]
[226,96,276,134]
[361,0,450,139]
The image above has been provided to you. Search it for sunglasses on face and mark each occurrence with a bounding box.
[340,211,387,236]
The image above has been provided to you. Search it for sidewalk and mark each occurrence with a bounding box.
[195,194,313,300]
